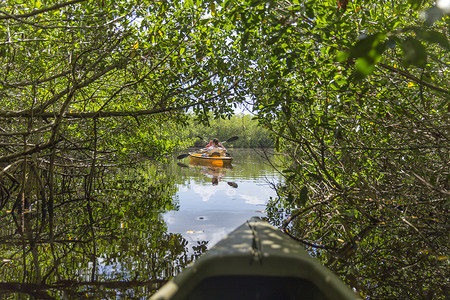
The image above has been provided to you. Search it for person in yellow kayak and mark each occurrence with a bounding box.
[202,138,226,157]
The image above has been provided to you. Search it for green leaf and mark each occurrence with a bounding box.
[336,51,349,63]
[408,0,423,9]
[275,137,280,151]
[299,186,308,205]
[401,37,427,67]
[286,192,295,205]
[307,173,322,181]
[241,31,249,50]
[184,0,193,9]
[355,57,375,76]
[349,34,386,59]
[415,29,450,50]
[305,6,314,19]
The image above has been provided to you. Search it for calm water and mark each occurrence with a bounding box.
[165,148,282,251]
[0,148,282,298]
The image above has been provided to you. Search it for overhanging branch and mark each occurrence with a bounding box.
[0,0,88,20]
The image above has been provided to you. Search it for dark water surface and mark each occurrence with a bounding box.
[0,148,282,299]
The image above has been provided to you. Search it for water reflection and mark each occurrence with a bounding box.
[0,163,198,299]
[185,161,238,188]
[165,149,282,252]
[0,149,282,298]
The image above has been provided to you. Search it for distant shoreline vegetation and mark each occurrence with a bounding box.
[187,114,275,148]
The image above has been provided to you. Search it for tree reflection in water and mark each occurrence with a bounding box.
[0,162,203,299]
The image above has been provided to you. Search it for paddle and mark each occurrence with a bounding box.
[197,135,208,143]
[227,182,238,188]
[223,136,238,143]
[177,153,190,160]
[177,136,239,159]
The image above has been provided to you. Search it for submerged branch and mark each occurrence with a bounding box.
[0,279,166,294]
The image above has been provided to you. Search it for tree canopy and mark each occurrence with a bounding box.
[0,0,449,298]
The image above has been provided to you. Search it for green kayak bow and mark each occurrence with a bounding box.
[151,217,361,300]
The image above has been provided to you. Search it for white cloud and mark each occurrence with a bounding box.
[240,194,267,205]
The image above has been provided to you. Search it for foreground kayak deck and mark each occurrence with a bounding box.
[151,217,360,300]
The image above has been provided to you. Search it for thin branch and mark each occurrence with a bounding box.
[0,38,49,45]
[283,228,335,250]
[282,195,338,230]
[0,0,88,20]
[0,71,71,88]
[400,216,437,253]
[411,171,450,195]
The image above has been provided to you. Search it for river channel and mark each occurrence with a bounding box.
[0,148,283,298]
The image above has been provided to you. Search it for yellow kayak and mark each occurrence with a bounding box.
[189,153,233,167]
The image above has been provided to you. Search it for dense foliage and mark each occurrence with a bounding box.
[0,0,239,297]
[0,0,449,299]
[225,0,449,298]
